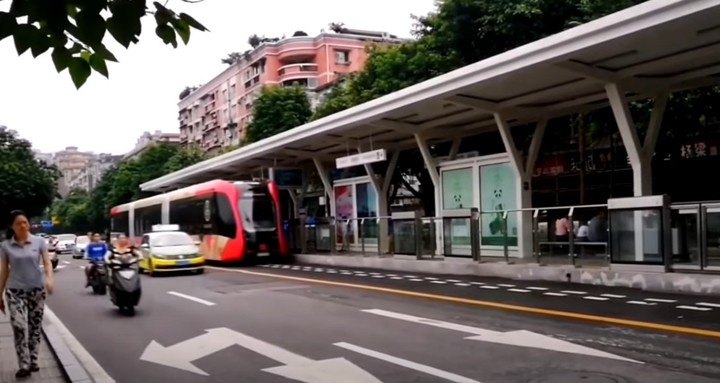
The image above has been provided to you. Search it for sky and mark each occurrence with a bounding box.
[0,0,435,155]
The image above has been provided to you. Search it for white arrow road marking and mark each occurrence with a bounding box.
[335,342,481,383]
[167,291,216,306]
[362,309,640,364]
[141,328,382,382]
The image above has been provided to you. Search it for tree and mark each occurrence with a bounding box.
[164,145,207,173]
[328,22,345,33]
[178,85,197,100]
[51,189,92,233]
[292,31,308,37]
[244,85,312,144]
[0,0,208,88]
[0,127,59,219]
[221,52,243,66]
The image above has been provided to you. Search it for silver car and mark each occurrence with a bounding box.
[55,234,77,255]
[73,235,91,259]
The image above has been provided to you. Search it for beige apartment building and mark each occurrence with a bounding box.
[178,28,403,156]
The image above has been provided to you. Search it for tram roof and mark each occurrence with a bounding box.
[141,0,720,192]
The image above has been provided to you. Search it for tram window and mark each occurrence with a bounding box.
[134,205,161,234]
[239,195,276,231]
[111,212,129,233]
[170,197,213,235]
[214,194,237,238]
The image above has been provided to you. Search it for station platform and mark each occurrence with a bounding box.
[293,253,720,297]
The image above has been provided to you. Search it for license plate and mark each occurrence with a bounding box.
[258,252,270,257]
[177,260,190,266]
[118,270,135,279]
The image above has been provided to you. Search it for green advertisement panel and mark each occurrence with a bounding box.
[442,168,473,209]
[480,163,518,246]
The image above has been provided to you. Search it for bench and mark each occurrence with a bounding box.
[538,241,607,258]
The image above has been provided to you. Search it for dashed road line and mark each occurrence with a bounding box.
[480,285,499,290]
[526,287,548,291]
[372,275,385,278]
[498,284,515,288]
[430,281,447,284]
[583,296,609,301]
[600,294,626,299]
[677,305,712,311]
[389,276,404,280]
[627,300,657,306]
[543,292,568,297]
[409,278,424,282]
[644,298,677,303]
[469,282,485,286]
[561,290,587,295]
[697,302,720,308]
[507,288,531,293]
[455,283,471,287]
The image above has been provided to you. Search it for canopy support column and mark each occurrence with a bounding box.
[415,132,442,256]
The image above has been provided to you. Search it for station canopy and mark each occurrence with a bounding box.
[142,0,720,192]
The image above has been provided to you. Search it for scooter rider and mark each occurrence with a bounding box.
[85,233,108,288]
[104,234,142,278]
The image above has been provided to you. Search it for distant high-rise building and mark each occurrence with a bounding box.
[123,130,181,160]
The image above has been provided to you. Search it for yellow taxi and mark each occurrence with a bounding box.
[138,225,205,275]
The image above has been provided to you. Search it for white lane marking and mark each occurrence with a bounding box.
[334,342,482,383]
[281,265,290,269]
[313,268,325,272]
[543,292,568,297]
[372,275,385,278]
[446,279,462,283]
[404,275,419,278]
[78,266,85,269]
[526,287,548,291]
[455,283,471,287]
[469,282,485,286]
[386,274,398,277]
[627,300,657,306]
[498,284,515,288]
[63,261,71,265]
[644,298,677,303]
[600,294,626,299]
[409,278,424,282]
[270,265,280,268]
[430,281,447,284]
[480,285,499,289]
[583,296,609,301]
[697,302,720,308]
[167,291,216,306]
[327,270,338,274]
[424,277,439,281]
[677,305,712,311]
[369,272,382,275]
[291,266,300,270]
[389,276,403,280]
[508,289,531,293]
[561,290,587,295]
[355,273,368,277]
[44,306,116,382]
[341,272,353,275]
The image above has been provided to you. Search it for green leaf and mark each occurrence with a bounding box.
[89,54,109,78]
[93,44,117,62]
[68,57,92,89]
[81,51,92,62]
[107,16,133,48]
[0,12,17,41]
[13,24,38,55]
[171,18,190,45]
[75,10,107,45]
[155,24,177,48]
[153,2,173,25]
[30,34,51,58]
[179,13,208,32]
[51,46,72,72]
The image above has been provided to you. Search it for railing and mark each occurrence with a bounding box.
[284,200,720,271]
[278,63,318,76]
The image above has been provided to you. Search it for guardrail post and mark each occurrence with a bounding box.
[414,212,423,260]
[360,218,366,256]
[568,207,576,267]
[502,211,513,264]
[470,208,481,262]
[532,209,540,264]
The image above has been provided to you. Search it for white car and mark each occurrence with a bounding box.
[55,234,77,255]
[73,236,90,259]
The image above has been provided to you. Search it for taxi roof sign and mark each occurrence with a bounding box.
[152,224,180,232]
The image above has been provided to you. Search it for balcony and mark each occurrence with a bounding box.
[278,63,318,80]
[277,46,316,63]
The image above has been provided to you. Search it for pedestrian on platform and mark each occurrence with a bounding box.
[0,210,55,379]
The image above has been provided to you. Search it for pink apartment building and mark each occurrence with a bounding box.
[178,29,403,155]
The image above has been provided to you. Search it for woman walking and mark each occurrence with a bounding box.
[0,210,55,378]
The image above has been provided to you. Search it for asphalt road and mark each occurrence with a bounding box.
[46,257,720,383]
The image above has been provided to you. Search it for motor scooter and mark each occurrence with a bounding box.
[87,261,107,295]
[106,252,142,316]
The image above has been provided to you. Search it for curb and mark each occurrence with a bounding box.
[42,306,115,383]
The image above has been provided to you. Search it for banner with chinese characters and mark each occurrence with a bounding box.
[678,140,719,160]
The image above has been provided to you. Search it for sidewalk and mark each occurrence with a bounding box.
[0,312,66,383]
[294,253,720,297]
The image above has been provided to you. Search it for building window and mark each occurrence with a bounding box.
[335,50,350,64]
